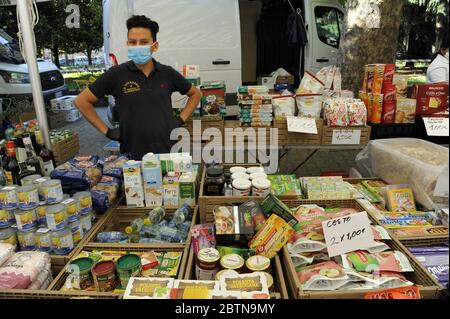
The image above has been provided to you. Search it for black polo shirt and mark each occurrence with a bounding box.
[88,59,192,160]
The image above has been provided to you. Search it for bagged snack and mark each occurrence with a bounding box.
[340,250,414,273]
[99,155,129,179]
[333,67,342,92]
[291,252,330,267]
[297,261,350,291]
[323,99,349,126]
[386,188,417,212]
[364,286,421,299]
[297,71,325,95]
[296,94,323,118]
[395,98,416,124]
[348,101,367,126]
[344,270,413,290]
[316,66,332,84]
[272,96,295,116]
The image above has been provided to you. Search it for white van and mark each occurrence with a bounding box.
[103,0,344,119]
[0,29,66,108]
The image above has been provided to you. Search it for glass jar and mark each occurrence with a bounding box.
[196,247,221,280]
[204,166,225,196]
[220,254,245,272]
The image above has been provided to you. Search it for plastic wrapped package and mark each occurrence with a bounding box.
[0,243,15,267]
[50,163,91,191]
[91,190,110,214]
[272,96,296,116]
[99,155,129,179]
[355,139,449,209]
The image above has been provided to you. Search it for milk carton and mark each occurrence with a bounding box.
[123,161,145,207]
[159,153,193,175]
[179,171,197,207]
[163,172,181,209]
[142,153,163,207]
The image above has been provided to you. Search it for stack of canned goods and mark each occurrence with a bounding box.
[49,129,74,144]
[0,178,94,256]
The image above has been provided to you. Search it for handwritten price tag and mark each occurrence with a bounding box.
[322,211,375,257]
[332,129,361,145]
[287,116,318,134]
[423,117,449,137]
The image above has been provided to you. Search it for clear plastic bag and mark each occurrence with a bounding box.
[355,138,449,209]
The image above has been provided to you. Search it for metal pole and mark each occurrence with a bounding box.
[17,0,52,150]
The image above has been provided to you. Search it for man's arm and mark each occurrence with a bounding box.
[179,86,202,123]
[74,88,109,135]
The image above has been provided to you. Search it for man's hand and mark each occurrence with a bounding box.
[176,116,185,128]
[106,127,121,142]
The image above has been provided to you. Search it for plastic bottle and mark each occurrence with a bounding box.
[160,226,184,243]
[147,207,165,225]
[125,217,150,235]
[171,204,192,225]
[140,224,161,239]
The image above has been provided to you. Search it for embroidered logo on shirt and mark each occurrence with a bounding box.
[123,81,141,94]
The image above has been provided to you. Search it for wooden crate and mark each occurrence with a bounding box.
[47,111,67,129]
[51,133,80,164]
[184,248,289,299]
[273,117,323,145]
[198,163,302,223]
[279,203,441,299]
[182,116,224,142]
[322,125,372,145]
[83,206,198,251]
[223,120,276,145]
[0,290,121,299]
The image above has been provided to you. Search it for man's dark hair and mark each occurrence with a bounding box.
[440,37,449,51]
[126,15,159,41]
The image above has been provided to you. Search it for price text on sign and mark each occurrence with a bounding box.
[286,116,318,134]
[332,129,361,145]
[423,117,449,137]
[322,211,375,257]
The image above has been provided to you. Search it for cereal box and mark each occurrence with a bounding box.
[123,161,145,208]
[142,153,163,207]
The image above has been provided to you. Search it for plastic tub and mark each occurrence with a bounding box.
[116,254,142,288]
[92,261,117,292]
[68,257,95,290]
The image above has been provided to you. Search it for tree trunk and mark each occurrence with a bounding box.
[87,49,93,66]
[339,0,404,95]
[52,44,60,69]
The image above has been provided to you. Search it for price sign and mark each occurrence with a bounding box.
[322,211,375,257]
[423,117,449,137]
[286,116,318,134]
[332,129,361,145]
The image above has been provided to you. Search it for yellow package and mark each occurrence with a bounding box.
[386,188,417,212]
[249,214,294,259]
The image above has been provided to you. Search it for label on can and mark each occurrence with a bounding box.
[70,224,84,243]
[35,231,52,252]
[15,211,37,230]
[46,210,67,231]
[78,196,92,215]
[18,231,36,251]
[0,189,18,210]
[18,188,39,209]
[63,199,80,222]
[0,232,17,247]
[80,215,92,232]
[52,233,74,255]
[0,209,15,228]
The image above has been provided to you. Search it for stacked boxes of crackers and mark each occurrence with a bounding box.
[237,86,274,127]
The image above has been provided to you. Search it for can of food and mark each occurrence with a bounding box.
[80,212,93,233]
[18,227,36,251]
[0,208,15,228]
[36,202,48,227]
[45,204,67,231]
[68,257,95,290]
[21,174,42,186]
[245,255,271,273]
[0,186,19,210]
[50,227,74,255]
[251,178,271,197]
[92,261,117,292]
[42,180,64,204]
[34,228,52,252]
[14,209,37,230]
[33,177,51,201]
[229,166,247,175]
[73,191,92,215]
[246,167,265,175]
[215,269,239,281]
[231,172,250,181]
[69,219,84,245]
[17,185,39,210]
[232,178,252,196]
[249,172,268,181]
[0,227,17,248]
[220,254,245,272]
[62,198,80,223]
[196,248,221,281]
[116,254,142,288]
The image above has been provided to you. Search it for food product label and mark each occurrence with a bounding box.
[423,117,449,137]
[0,209,14,227]
[18,189,39,209]
[78,196,93,214]
[286,116,318,134]
[142,156,163,207]
[18,232,35,250]
[16,211,36,230]
[36,235,52,251]
[46,211,67,231]
[0,189,18,209]
[332,129,361,145]
[52,233,74,254]
[322,211,375,258]
[71,225,84,243]
[43,161,55,176]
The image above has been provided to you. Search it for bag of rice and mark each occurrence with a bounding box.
[297,71,325,95]
[296,94,323,118]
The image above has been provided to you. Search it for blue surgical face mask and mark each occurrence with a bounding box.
[128,43,156,65]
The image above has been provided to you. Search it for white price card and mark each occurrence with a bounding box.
[332,129,361,145]
[434,166,449,198]
[286,116,318,134]
[322,211,375,258]
[423,117,449,137]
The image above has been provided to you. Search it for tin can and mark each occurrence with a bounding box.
[33,177,51,201]
[0,186,18,210]
[0,209,15,228]
[62,198,80,223]
[36,202,48,227]
[42,180,64,204]
[92,261,117,292]
[116,254,142,288]
[34,228,52,252]
[68,257,95,290]
[45,204,67,231]
[21,174,42,186]
[50,227,74,255]
[0,227,17,249]
[80,212,93,233]
[18,227,36,251]
[14,209,37,231]
[69,219,84,245]
[17,185,39,210]
[73,191,92,215]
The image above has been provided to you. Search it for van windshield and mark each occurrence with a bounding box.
[0,29,25,64]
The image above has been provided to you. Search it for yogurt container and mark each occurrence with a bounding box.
[34,228,52,252]
[0,209,15,228]
[246,167,265,175]
[45,204,67,231]
[232,178,252,196]
[33,177,51,201]
[17,185,39,210]
[69,219,85,245]
[36,202,48,227]
[21,174,42,186]
[0,186,18,210]
[249,172,268,181]
[62,198,80,223]
[0,227,17,248]
[73,192,92,215]
[18,227,36,251]
[229,166,247,175]
[14,209,37,230]
[251,178,271,197]
[51,227,74,255]
[231,172,250,181]
[42,180,64,204]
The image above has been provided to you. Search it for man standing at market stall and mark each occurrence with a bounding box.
[74,15,202,160]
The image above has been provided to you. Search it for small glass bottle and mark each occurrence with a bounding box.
[205,166,225,196]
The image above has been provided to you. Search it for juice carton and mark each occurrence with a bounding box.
[159,153,193,175]
[179,172,197,207]
[142,153,163,207]
[123,161,145,208]
[163,172,181,209]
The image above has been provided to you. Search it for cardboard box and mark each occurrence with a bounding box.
[142,153,163,207]
[46,112,66,129]
[50,96,76,111]
[213,206,254,246]
[201,81,226,117]
[257,75,277,90]
[179,172,197,207]
[395,98,416,124]
[413,84,449,115]
[276,75,295,85]
[183,65,200,79]
[159,153,193,175]
[123,161,145,207]
[163,172,181,209]
[61,108,82,122]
